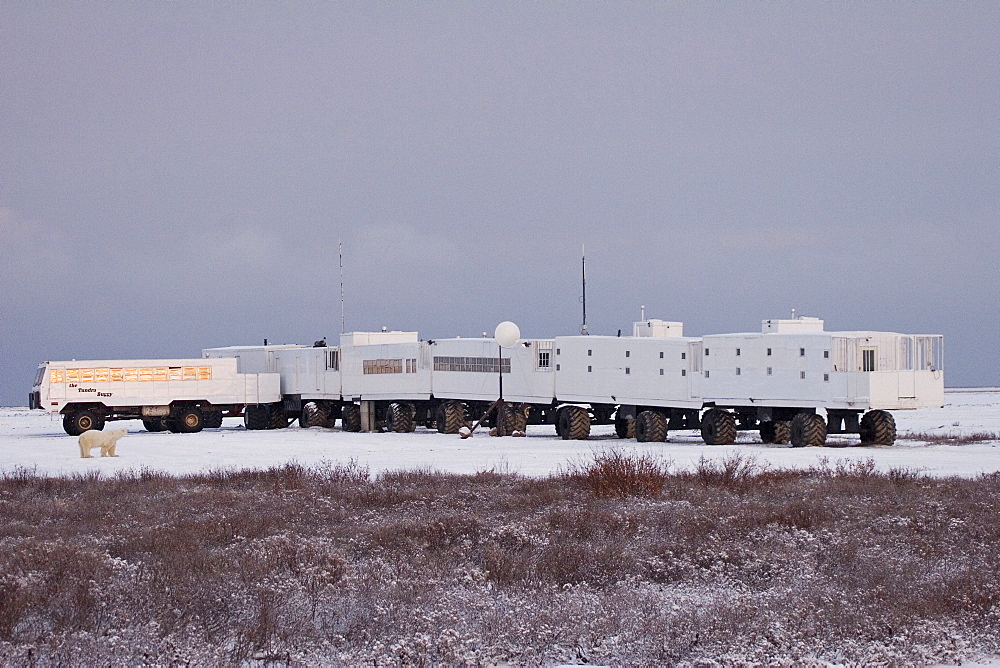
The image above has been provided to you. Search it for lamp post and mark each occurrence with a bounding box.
[494,321,520,433]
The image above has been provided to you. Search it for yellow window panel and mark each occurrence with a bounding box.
[95,369,110,382]
[110,369,124,382]
[154,368,168,381]
[198,366,212,380]
[138,368,153,382]
[50,369,65,383]
[123,368,138,382]
[182,367,198,380]
[66,370,79,383]
[80,369,95,382]
[168,367,183,381]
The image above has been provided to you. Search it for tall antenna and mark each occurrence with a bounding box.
[339,241,345,334]
[581,244,588,335]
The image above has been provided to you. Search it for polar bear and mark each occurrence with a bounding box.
[78,429,126,458]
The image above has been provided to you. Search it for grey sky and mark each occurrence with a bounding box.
[2,2,998,405]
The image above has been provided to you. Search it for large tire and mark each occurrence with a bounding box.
[558,405,590,440]
[170,406,204,433]
[635,410,668,443]
[436,401,468,434]
[701,408,737,445]
[342,404,362,432]
[143,418,168,432]
[859,410,896,445]
[790,413,827,447]
[497,402,528,436]
[63,409,105,436]
[386,402,416,433]
[268,403,289,429]
[300,401,331,428]
[244,404,270,431]
[615,414,636,439]
[760,420,790,445]
[203,410,224,429]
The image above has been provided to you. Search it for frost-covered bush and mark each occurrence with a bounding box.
[0,457,998,666]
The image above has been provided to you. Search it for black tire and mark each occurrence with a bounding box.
[63,409,105,436]
[341,404,362,433]
[635,410,668,443]
[143,418,168,432]
[300,401,331,428]
[790,413,827,447]
[436,401,468,434]
[859,410,896,445]
[497,402,528,436]
[701,408,737,445]
[558,405,590,440]
[268,403,289,429]
[203,411,224,429]
[385,402,415,433]
[170,406,204,433]
[244,405,270,431]
[614,415,635,439]
[760,420,790,445]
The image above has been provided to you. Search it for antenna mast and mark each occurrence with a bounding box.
[339,241,345,334]
[581,244,588,335]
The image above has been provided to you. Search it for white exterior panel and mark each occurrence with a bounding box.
[553,335,702,408]
[429,337,555,404]
[339,335,432,401]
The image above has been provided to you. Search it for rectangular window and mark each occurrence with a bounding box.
[168,367,183,381]
[625,367,630,375]
[800,371,806,379]
[588,349,592,356]
[824,373,830,382]
[736,348,741,356]
[659,369,664,375]
[625,350,630,358]
[767,367,773,376]
[50,369,65,383]
[588,365,592,373]
[705,348,710,356]
[364,358,404,374]
[767,348,772,356]
[681,352,686,360]
[556,364,560,371]
[537,350,550,369]
[800,348,806,357]
[824,350,830,359]
[433,356,510,373]
[682,369,687,377]
[535,341,553,370]
[659,351,664,359]
[327,350,340,371]
[736,368,741,375]
[862,348,877,372]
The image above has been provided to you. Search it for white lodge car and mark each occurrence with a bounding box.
[32,315,944,446]
[29,357,281,435]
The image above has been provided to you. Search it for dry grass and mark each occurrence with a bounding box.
[900,430,1000,445]
[1,455,998,666]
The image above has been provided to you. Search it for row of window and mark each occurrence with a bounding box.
[48,366,214,383]
[433,356,511,374]
[704,347,831,358]
[362,359,418,375]
[703,368,831,381]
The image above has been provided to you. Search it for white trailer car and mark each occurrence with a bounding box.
[553,319,704,441]
[202,343,342,429]
[698,317,945,446]
[29,357,281,435]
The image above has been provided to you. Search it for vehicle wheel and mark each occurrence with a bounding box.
[701,408,737,445]
[244,404,269,431]
[859,410,896,445]
[203,411,224,429]
[268,403,289,429]
[386,402,416,433]
[790,413,827,447]
[760,420,791,444]
[63,409,105,436]
[436,401,468,434]
[636,410,668,443]
[558,405,590,440]
[300,401,331,428]
[143,418,168,432]
[614,414,635,439]
[342,404,362,432]
[170,406,204,433]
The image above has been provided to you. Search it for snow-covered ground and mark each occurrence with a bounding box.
[2,388,998,478]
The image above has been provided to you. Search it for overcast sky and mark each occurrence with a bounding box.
[2,2,998,405]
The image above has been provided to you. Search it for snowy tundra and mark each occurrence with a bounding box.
[2,388,997,478]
